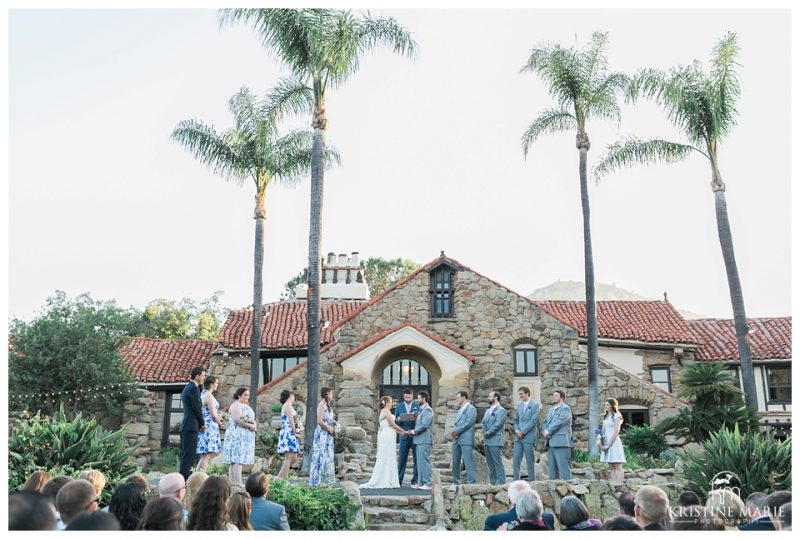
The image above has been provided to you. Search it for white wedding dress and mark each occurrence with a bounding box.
[359,416,400,489]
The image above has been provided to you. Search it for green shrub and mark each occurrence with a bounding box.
[621,425,667,459]
[268,478,362,530]
[256,431,279,455]
[152,447,179,473]
[271,402,283,414]
[205,462,229,476]
[334,432,352,454]
[473,432,485,456]
[8,407,140,505]
[571,449,599,464]
[682,424,791,502]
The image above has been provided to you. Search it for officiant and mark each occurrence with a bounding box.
[395,388,420,487]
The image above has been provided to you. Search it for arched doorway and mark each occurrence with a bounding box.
[378,358,432,407]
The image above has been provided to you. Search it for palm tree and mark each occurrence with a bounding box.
[171,87,337,408]
[219,8,416,468]
[594,32,758,412]
[520,32,627,457]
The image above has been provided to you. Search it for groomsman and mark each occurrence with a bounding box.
[481,390,507,486]
[450,390,477,485]
[512,386,540,481]
[541,389,573,480]
[407,391,434,490]
[396,388,420,486]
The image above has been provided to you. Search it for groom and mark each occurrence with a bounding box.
[406,390,434,491]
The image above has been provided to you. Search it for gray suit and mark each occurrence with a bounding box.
[451,402,477,484]
[250,497,290,530]
[412,404,434,486]
[481,404,507,485]
[541,403,573,480]
[512,400,540,480]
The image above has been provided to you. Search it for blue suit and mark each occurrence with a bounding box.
[395,400,420,485]
[541,403,573,480]
[481,404,507,485]
[412,404,434,486]
[250,497,290,530]
[451,402,477,484]
[179,380,204,480]
[512,399,540,480]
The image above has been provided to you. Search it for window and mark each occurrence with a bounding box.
[514,345,538,376]
[766,366,791,404]
[163,391,185,447]
[727,365,742,390]
[429,266,455,318]
[649,367,672,393]
[619,405,650,428]
[260,354,307,385]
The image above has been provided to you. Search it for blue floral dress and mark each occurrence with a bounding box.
[277,411,300,455]
[309,407,336,486]
[197,390,222,454]
[222,403,255,465]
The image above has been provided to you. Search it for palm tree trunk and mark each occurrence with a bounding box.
[250,191,266,413]
[712,186,757,411]
[577,132,600,458]
[302,102,327,474]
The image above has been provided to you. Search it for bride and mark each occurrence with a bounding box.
[359,396,406,489]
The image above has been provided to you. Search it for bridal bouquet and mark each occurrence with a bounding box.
[595,427,605,448]
[332,421,342,435]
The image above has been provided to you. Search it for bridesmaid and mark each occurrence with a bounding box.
[275,390,302,479]
[598,398,626,482]
[197,376,223,472]
[222,387,257,488]
[309,387,338,486]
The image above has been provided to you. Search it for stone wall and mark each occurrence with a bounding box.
[121,388,163,469]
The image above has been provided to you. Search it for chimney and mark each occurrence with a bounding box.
[350,251,359,266]
[338,253,348,266]
[327,252,336,265]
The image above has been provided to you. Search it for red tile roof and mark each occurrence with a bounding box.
[689,317,792,361]
[218,300,366,350]
[119,337,216,384]
[532,300,700,345]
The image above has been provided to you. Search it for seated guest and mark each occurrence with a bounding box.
[21,470,52,493]
[108,481,147,531]
[9,491,57,531]
[159,472,189,521]
[228,490,253,531]
[602,515,643,530]
[183,471,208,515]
[506,489,553,530]
[125,474,151,495]
[777,502,791,531]
[676,490,701,507]
[617,491,636,517]
[56,479,99,527]
[41,476,73,529]
[559,495,602,530]
[670,505,724,530]
[78,469,107,502]
[634,485,670,530]
[766,491,792,531]
[65,511,121,530]
[739,492,773,531]
[187,475,238,531]
[705,489,746,529]
[245,471,290,531]
[138,497,185,531]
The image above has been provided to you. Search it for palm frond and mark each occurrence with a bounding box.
[266,130,341,184]
[594,137,701,178]
[359,12,417,59]
[709,31,741,139]
[521,108,577,158]
[263,77,314,123]
[580,31,610,86]
[521,44,583,109]
[228,87,263,139]
[170,119,247,184]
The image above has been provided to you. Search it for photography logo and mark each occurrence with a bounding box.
[711,471,742,499]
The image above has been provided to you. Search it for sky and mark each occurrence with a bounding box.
[6,7,793,322]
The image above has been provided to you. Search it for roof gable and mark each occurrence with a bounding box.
[119,337,217,384]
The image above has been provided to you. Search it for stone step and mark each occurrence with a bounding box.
[352,471,454,484]
[363,506,435,526]
[361,495,430,507]
[367,522,432,531]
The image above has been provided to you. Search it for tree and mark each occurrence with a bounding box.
[280,256,419,299]
[594,32,758,411]
[8,291,139,418]
[172,87,329,409]
[219,8,417,470]
[520,32,628,456]
[133,291,227,341]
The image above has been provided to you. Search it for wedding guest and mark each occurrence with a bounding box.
[541,389,573,480]
[197,375,223,473]
[158,472,189,520]
[482,390,507,486]
[512,386,539,481]
[617,491,636,517]
[451,390,477,485]
[125,474,150,493]
[179,365,206,480]
[309,386,338,486]
[66,511,121,530]
[78,469,107,508]
[276,390,301,479]
[677,490,701,507]
[138,497,184,531]
[484,480,531,530]
[396,388,420,486]
[42,476,72,529]
[408,390,434,490]
[9,491,56,531]
[21,470,52,493]
[246,471,290,531]
[108,481,147,530]
[504,489,553,530]
[228,490,253,531]
[670,505,725,530]
[187,475,238,531]
[183,471,208,515]
[223,387,257,488]
[739,491,773,531]
[598,398,625,482]
[705,488,746,529]
[777,502,791,531]
[559,495,602,530]
[602,515,643,530]
[56,479,99,527]
[634,485,670,530]
[766,491,792,531]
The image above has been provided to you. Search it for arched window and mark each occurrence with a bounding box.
[379,359,431,408]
